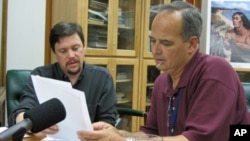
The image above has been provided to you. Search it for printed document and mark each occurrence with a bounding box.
[31,75,92,141]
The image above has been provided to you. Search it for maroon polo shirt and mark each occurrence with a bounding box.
[140,51,250,141]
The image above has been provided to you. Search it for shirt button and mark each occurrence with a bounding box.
[171,128,174,133]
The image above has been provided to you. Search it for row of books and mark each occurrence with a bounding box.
[88,0,134,27]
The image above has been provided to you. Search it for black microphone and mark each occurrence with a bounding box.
[0,98,66,141]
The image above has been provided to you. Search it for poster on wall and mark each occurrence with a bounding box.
[205,0,250,69]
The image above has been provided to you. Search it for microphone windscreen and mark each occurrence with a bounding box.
[24,98,66,133]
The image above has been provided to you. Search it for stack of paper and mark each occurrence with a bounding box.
[31,75,92,141]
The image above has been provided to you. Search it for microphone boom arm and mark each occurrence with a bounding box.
[0,118,32,141]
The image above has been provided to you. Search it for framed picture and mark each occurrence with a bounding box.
[203,0,250,69]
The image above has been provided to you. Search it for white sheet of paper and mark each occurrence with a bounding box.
[31,75,92,141]
[0,127,30,138]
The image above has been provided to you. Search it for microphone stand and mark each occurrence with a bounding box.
[12,127,26,141]
[0,118,32,141]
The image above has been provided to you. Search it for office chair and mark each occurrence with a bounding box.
[117,107,147,117]
[6,69,31,118]
[242,82,250,111]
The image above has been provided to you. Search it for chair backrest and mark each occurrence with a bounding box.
[117,107,147,117]
[6,70,31,117]
[115,107,147,130]
[242,82,250,111]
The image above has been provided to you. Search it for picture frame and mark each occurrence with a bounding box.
[202,0,250,69]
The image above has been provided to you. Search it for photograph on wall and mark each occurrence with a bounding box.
[206,0,250,69]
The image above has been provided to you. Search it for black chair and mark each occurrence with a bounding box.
[117,107,147,117]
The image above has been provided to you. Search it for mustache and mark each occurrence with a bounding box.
[66,60,79,65]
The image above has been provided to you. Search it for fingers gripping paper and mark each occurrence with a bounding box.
[31,75,92,140]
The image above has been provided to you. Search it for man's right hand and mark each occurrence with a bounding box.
[77,121,126,141]
[16,112,59,135]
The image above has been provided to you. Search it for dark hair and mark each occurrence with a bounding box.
[49,21,85,52]
[158,1,202,42]
[232,11,250,30]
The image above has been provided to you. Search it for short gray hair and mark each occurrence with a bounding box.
[158,1,202,42]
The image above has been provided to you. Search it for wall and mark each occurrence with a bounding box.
[6,0,46,71]
[4,0,46,126]
[0,0,2,85]
[0,0,2,58]
[200,0,208,53]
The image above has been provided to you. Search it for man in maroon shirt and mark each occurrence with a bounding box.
[77,1,250,141]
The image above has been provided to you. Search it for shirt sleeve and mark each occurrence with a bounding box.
[94,72,118,126]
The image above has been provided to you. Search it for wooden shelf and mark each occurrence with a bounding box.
[0,87,5,126]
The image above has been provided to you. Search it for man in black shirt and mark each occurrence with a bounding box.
[8,22,117,135]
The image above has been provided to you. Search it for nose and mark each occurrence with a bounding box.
[152,42,162,54]
[67,49,75,58]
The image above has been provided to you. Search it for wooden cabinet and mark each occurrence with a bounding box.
[87,0,142,57]
[141,0,172,58]
[85,57,139,131]
[138,59,160,126]
[185,0,201,9]
[51,0,141,57]
[0,87,5,126]
[85,57,139,107]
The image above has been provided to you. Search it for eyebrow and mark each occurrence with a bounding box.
[149,35,172,43]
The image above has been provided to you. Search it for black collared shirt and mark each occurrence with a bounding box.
[8,62,117,126]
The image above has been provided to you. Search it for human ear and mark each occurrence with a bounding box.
[187,36,198,54]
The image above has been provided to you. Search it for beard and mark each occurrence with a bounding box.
[67,67,81,75]
[66,61,81,75]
